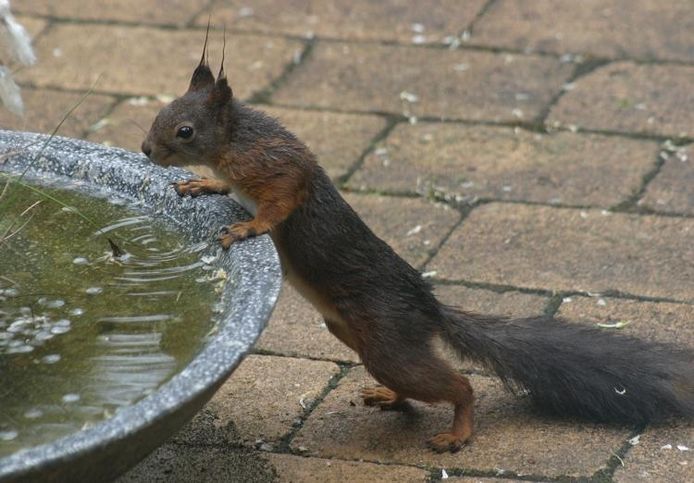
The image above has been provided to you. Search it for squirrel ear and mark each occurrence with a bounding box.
[188,20,215,92]
[189,64,215,92]
[208,75,232,107]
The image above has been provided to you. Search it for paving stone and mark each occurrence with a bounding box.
[427,203,694,302]
[434,285,548,318]
[256,283,360,363]
[173,355,340,446]
[292,367,627,478]
[15,15,48,39]
[0,87,116,138]
[557,296,694,348]
[260,106,387,180]
[118,444,276,482]
[19,24,304,98]
[351,123,657,207]
[344,192,460,268]
[472,0,694,63]
[641,145,693,215]
[86,97,168,151]
[198,0,486,44]
[273,42,573,122]
[548,62,694,138]
[15,0,208,26]
[613,423,694,482]
[266,453,427,482]
[447,478,537,483]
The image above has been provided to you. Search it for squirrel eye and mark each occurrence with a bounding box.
[176,125,194,139]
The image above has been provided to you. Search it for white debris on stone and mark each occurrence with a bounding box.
[406,225,422,236]
[399,91,419,103]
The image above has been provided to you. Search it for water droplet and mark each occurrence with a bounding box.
[24,408,44,419]
[62,393,80,403]
[0,431,18,441]
[42,354,61,364]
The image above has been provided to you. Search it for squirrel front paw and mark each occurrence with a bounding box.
[218,222,262,249]
[172,178,230,197]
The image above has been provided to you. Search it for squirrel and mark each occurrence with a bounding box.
[141,33,694,453]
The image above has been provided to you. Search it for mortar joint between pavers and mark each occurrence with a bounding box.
[546,125,694,145]
[591,425,647,483]
[543,293,564,318]
[77,95,129,140]
[433,464,589,482]
[337,115,402,188]
[609,148,666,213]
[16,14,204,31]
[417,210,467,271]
[251,347,362,366]
[274,364,353,453]
[245,100,692,147]
[610,205,694,220]
[431,279,694,307]
[248,37,315,105]
[458,0,500,40]
[535,58,612,127]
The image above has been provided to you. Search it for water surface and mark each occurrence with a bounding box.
[0,179,219,456]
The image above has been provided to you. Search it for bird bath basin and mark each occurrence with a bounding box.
[0,130,282,482]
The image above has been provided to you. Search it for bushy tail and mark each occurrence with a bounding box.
[442,307,694,423]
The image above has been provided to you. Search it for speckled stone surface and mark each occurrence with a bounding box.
[0,130,282,482]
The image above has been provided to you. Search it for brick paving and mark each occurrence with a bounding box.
[3,1,693,481]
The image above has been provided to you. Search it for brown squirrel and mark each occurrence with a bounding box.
[141,34,694,452]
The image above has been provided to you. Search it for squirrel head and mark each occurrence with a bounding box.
[141,28,232,168]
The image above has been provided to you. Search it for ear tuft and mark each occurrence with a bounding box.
[188,19,215,92]
[207,24,232,107]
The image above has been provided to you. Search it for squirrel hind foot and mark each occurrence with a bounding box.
[427,431,470,453]
[360,386,409,411]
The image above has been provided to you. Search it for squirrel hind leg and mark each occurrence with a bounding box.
[360,339,475,452]
[427,392,474,453]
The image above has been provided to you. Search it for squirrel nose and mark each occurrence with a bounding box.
[141,141,152,158]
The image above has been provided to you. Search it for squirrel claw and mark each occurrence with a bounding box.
[217,222,260,249]
[426,432,467,453]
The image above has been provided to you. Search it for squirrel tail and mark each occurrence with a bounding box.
[441,306,694,423]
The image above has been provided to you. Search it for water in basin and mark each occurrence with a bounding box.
[0,178,220,457]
